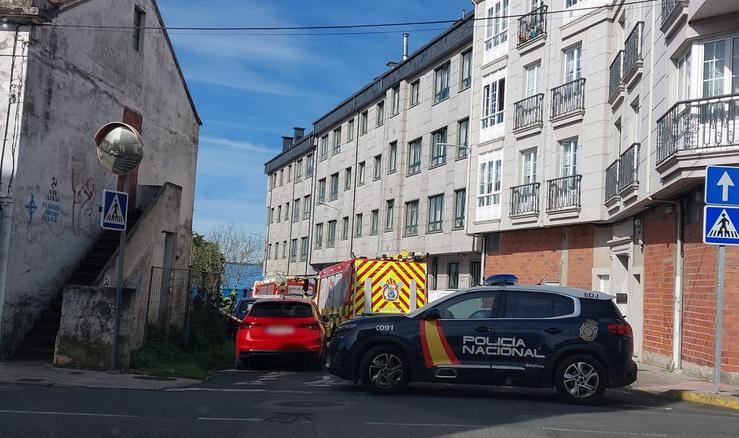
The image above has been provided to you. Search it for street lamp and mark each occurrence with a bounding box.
[316,200,341,212]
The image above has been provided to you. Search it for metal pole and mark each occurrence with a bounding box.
[110,174,128,371]
[714,244,725,393]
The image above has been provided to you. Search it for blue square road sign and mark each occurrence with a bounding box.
[705,166,739,206]
[101,189,128,231]
[703,205,739,246]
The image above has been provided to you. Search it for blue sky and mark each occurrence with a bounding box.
[157,0,470,236]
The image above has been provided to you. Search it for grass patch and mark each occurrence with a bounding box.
[130,334,234,380]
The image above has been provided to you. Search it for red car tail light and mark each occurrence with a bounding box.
[240,321,260,329]
[608,323,633,337]
[300,322,321,330]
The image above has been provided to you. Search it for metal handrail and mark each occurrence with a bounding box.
[517,5,548,46]
[623,22,644,77]
[551,78,586,118]
[547,175,582,211]
[510,182,540,216]
[514,94,545,130]
[609,50,623,98]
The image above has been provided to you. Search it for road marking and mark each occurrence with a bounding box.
[366,421,480,428]
[541,427,667,437]
[197,417,265,422]
[0,409,138,418]
[167,387,315,394]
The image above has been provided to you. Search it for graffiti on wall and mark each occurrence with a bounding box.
[71,166,97,235]
[41,177,61,224]
[24,194,37,223]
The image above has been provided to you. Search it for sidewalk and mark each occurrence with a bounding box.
[631,363,739,410]
[0,361,198,390]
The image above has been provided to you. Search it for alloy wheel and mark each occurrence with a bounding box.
[563,361,600,398]
[368,353,404,389]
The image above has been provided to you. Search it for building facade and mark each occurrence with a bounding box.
[467,0,739,382]
[264,15,482,293]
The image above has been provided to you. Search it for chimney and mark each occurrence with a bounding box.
[402,33,409,61]
[281,136,293,151]
[293,127,305,141]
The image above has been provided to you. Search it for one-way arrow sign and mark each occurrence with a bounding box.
[705,166,739,206]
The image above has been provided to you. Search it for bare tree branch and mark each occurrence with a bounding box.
[207,223,264,290]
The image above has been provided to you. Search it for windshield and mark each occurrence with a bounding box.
[405,289,467,318]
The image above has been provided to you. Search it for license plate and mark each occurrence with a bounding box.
[266,326,294,335]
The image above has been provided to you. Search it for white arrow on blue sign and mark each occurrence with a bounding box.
[101,189,128,231]
[704,206,739,246]
[705,166,739,206]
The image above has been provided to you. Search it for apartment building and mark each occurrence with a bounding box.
[467,0,739,383]
[265,15,482,292]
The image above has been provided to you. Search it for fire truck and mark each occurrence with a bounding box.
[251,273,315,297]
[314,252,427,334]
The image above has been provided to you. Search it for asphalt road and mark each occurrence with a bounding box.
[1,365,738,438]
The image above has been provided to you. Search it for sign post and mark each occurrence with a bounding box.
[703,166,739,393]
[95,123,144,371]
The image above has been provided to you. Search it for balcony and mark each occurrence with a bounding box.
[609,51,624,104]
[551,78,586,122]
[660,0,687,34]
[618,143,639,194]
[517,5,547,50]
[547,175,582,213]
[513,94,544,133]
[510,183,540,217]
[605,162,619,202]
[622,22,644,86]
[657,94,739,164]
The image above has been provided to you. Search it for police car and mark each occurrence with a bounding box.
[325,278,637,404]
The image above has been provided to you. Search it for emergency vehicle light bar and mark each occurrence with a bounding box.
[485,274,519,286]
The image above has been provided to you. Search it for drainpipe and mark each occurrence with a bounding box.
[349,107,361,257]
[648,196,683,371]
[0,25,21,195]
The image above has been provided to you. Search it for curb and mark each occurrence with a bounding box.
[637,387,739,411]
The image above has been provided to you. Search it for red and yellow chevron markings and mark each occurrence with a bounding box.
[420,320,460,368]
[351,259,426,315]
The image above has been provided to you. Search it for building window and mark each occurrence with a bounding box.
[284,202,290,221]
[470,261,481,287]
[270,208,275,224]
[522,149,538,184]
[277,205,282,223]
[355,213,363,237]
[371,209,379,235]
[292,198,300,222]
[270,173,276,190]
[279,169,284,186]
[564,45,582,82]
[318,179,326,203]
[290,239,298,262]
[410,79,420,107]
[388,142,398,172]
[434,62,450,103]
[295,159,303,181]
[133,7,146,51]
[374,155,382,180]
[391,86,400,115]
[703,40,726,97]
[330,173,339,201]
[347,119,355,141]
[282,240,287,259]
[376,101,384,126]
[306,154,314,177]
[562,139,579,176]
[408,139,422,175]
[448,262,460,289]
[484,0,509,51]
[333,127,342,154]
[267,244,272,260]
[525,61,542,97]
[482,73,506,129]
[677,50,692,101]
[320,135,329,160]
[454,189,466,229]
[341,216,349,240]
[300,237,309,261]
[344,167,352,191]
[431,129,447,167]
[477,151,503,219]
[315,223,323,249]
[360,110,368,135]
[358,161,366,185]
[327,220,337,247]
[428,194,444,233]
[385,199,395,231]
[457,119,469,158]
[461,49,472,89]
[404,200,419,236]
[287,165,292,183]
[303,195,311,219]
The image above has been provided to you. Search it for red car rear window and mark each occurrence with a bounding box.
[249,302,313,318]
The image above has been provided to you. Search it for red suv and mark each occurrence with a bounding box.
[235,297,326,369]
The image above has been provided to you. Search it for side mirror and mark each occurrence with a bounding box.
[422,308,441,320]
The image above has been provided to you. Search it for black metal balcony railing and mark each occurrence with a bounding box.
[623,22,644,77]
[605,162,619,201]
[547,175,582,212]
[618,143,640,192]
[510,182,540,216]
[661,0,681,25]
[518,5,548,46]
[657,94,739,163]
[609,51,624,98]
[514,94,544,130]
[551,78,586,118]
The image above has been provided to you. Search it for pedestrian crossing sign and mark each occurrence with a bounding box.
[101,189,128,231]
[704,206,739,245]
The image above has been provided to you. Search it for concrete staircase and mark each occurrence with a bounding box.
[13,210,142,361]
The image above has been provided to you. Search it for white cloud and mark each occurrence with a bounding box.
[199,136,277,154]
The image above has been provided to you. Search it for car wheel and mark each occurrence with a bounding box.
[359,345,409,394]
[554,355,607,404]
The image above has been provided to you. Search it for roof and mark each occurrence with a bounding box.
[263,132,314,175]
[461,285,616,301]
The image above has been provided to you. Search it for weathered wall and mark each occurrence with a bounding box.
[0,0,199,356]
